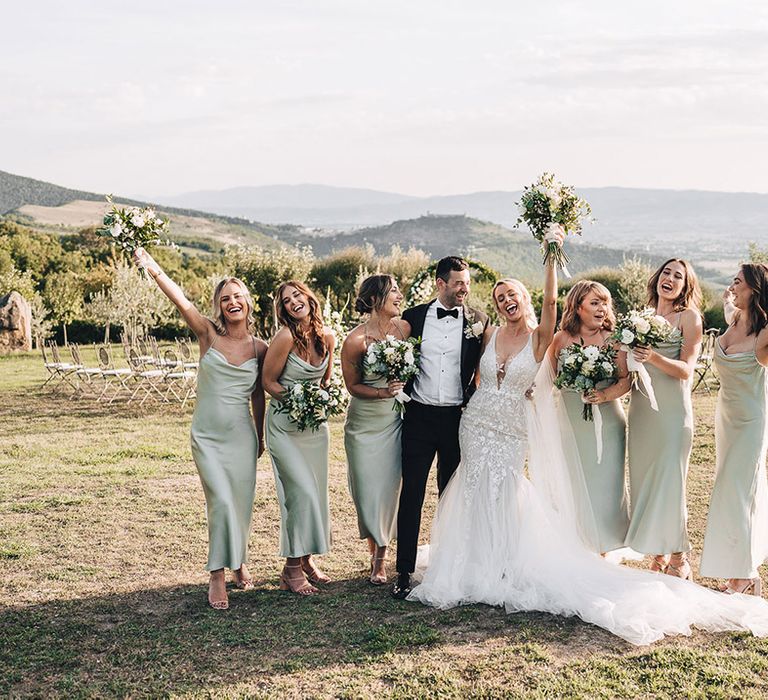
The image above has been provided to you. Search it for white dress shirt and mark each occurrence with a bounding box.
[411,300,464,406]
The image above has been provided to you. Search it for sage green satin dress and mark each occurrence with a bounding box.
[560,378,630,553]
[626,332,693,554]
[266,352,331,558]
[191,345,259,571]
[700,339,768,578]
[344,369,402,546]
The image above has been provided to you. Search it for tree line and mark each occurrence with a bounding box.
[1,219,762,346]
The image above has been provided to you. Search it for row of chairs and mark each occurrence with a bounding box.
[40,338,199,407]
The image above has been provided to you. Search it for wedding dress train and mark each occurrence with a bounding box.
[408,331,768,646]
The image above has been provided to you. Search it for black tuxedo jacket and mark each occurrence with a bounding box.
[402,300,489,406]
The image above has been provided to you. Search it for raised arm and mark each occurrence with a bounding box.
[133,247,212,341]
[533,256,559,362]
[261,329,294,401]
[723,288,737,326]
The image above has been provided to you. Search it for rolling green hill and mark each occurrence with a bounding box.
[0,169,297,252]
[285,214,665,284]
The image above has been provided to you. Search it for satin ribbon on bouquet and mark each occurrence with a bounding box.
[544,223,571,278]
[622,345,659,411]
[581,398,605,464]
[394,389,411,404]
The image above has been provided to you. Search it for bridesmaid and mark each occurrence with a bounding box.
[341,275,411,584]
[625,259,703,578]
[700,263,768,595]
[548,280,631,554]
[262,280,335,595]
[133,248,267,610]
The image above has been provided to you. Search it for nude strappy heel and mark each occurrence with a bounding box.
[369,556,388,585]
[279,564,318,596]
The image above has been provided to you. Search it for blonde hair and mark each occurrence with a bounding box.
[211,277,255,335]
[492,279,537,329]
[560,280,615,335]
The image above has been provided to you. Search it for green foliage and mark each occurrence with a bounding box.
[617,257,654,311]
[43,271,84,344]
[749,242,768,264]
[0,265,37,300]
[311,245,376,310]
[226,244,315,337]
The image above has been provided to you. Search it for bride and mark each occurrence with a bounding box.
[408,239,768,646]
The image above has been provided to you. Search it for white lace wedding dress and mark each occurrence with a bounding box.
[408,330,768,645]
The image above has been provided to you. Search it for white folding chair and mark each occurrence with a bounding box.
[97,345,133,403]
[161,348,197,407]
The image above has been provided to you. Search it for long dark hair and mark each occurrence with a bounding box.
[741,263,768,336]
[274,280,327,359]
[646,258,702,313]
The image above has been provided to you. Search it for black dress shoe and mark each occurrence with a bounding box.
[391,572,412,599]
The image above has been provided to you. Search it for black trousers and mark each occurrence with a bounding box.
[395,400,462,574]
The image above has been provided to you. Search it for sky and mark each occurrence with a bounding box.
[1,1,767,197]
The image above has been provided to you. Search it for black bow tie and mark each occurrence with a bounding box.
[437,307,459,319]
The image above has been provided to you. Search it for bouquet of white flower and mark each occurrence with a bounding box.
[276,373,348,432]
[515,172,593,276]
[554,341,616,422]
[97,195,174,260]
[363,335,421,408]
[611,308,675,410]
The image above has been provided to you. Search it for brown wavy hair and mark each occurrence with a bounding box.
[274,280,327,359]
[354,274,395,315]
[740,263,768,336]
[560,280,615,335]
[646,258,702,313]
[211,277,255,335]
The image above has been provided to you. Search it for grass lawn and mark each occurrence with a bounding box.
[1,349,767,699]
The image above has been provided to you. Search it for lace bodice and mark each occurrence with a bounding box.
[459,330,540,499]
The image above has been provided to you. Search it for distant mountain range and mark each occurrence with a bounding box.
[158,183,768,265]
[2,169,765,285]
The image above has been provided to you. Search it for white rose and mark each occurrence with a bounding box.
[471,321,484,336]
[385,334,395,342]
[621,329,635,345]
[565,354,577,366]
[601,361,613,373]
[131,215,145,228]
[292,383,303,396]
[582,360,596,374]
[635,318,650,334]
[583,345,599,361]
[110,223,122,237]
[383,347,395,357]
[319,390,329,402]
[404,350,415,365]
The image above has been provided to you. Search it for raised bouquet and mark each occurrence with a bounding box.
[515,172,592,276]
[611,308,674,411]
[97,195,173,259]
[554,341,616,422]
[363,335,421,408]
[276,373,348,432]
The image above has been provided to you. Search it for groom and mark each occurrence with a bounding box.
[392,256,489,599]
